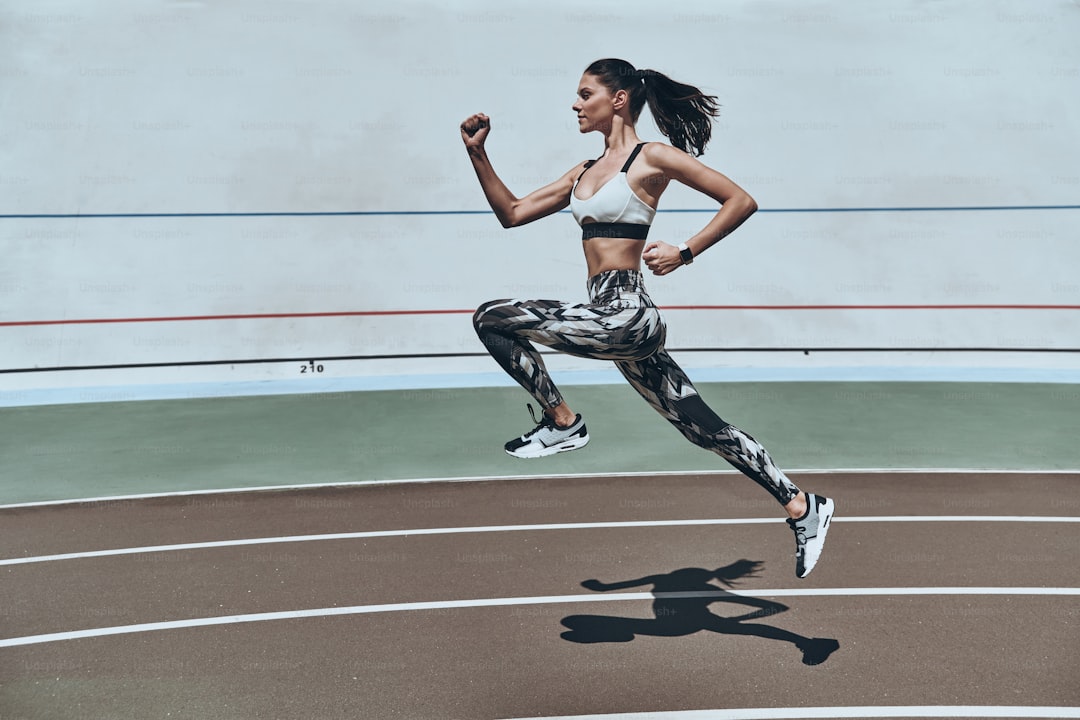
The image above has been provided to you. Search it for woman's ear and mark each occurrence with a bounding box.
[612,88,629,110]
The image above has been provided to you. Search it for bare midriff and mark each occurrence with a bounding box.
[583,236,645,278]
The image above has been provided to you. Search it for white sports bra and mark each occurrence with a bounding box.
[569,143,656,239]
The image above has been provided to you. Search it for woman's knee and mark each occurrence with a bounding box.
[472,299,509,334]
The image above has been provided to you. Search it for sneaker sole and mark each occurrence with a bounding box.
[505,435,590,459]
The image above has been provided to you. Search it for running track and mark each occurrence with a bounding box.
[2,470,1078,719]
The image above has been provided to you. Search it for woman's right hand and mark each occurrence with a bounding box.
[460,113,491,148]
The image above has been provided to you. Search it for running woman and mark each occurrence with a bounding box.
[460,58,834,578]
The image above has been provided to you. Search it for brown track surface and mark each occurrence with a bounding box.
[2,471,1078,719]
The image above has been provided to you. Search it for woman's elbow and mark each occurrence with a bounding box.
[722,191,757,218]
[499,203,531,229]
[743,193,758,216]
[494,208,517,229]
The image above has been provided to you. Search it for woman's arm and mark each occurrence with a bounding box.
[641,143,758,275]
[461,113,583,229]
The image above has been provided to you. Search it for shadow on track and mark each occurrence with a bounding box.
[560,559,840,665]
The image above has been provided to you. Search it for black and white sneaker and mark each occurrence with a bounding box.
[504,405,590,459]
[787,493,835,578]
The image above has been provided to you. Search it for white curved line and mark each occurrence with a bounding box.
[2,587,1079,648]
[3,515,1078,566]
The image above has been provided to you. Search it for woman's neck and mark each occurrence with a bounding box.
[600,117,640,154]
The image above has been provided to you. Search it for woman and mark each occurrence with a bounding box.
[460,58,834,578]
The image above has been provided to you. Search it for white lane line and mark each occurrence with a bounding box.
[3,468,1077,509]
[3,516,1079,567]
[0,519,773,566]
[2,588,1078,649]
[499,706,1080,719]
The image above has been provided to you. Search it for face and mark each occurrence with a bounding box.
[572,73,621,134]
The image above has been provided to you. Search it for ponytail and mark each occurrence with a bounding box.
[639,69,720,157]
[584,58,720,156]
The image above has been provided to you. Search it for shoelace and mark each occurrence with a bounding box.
[522,403,555,437]
[786,518,808,544]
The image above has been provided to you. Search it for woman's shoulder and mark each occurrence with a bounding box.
[640,141,691,163]
[640,141,706,176]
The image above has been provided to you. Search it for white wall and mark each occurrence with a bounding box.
[2,0,1079,400]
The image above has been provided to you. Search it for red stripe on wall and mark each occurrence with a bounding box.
[0,309,473,327]
[1,305,1077,328]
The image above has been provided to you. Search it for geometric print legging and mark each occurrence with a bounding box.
[472,268,801,506]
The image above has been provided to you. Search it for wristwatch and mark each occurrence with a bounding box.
[678,242,694,265]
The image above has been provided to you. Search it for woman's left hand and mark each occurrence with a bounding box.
[642,241,685,276]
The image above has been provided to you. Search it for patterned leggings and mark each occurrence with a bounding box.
[472,269,801,506]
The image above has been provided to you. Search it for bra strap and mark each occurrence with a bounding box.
[620,142,646,173]
[575,156,602,183]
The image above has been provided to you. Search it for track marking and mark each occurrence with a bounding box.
[3,468,1079,510]
[2,587,1078,648]
[499,706,1080,719]
[3,516,1079,566]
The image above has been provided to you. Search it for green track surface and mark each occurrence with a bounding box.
[2,382,1077,505]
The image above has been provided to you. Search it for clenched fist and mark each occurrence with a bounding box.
[460,113,490,148]
[642,241,685,276]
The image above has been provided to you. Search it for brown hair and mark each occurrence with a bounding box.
[584,58,720,157]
